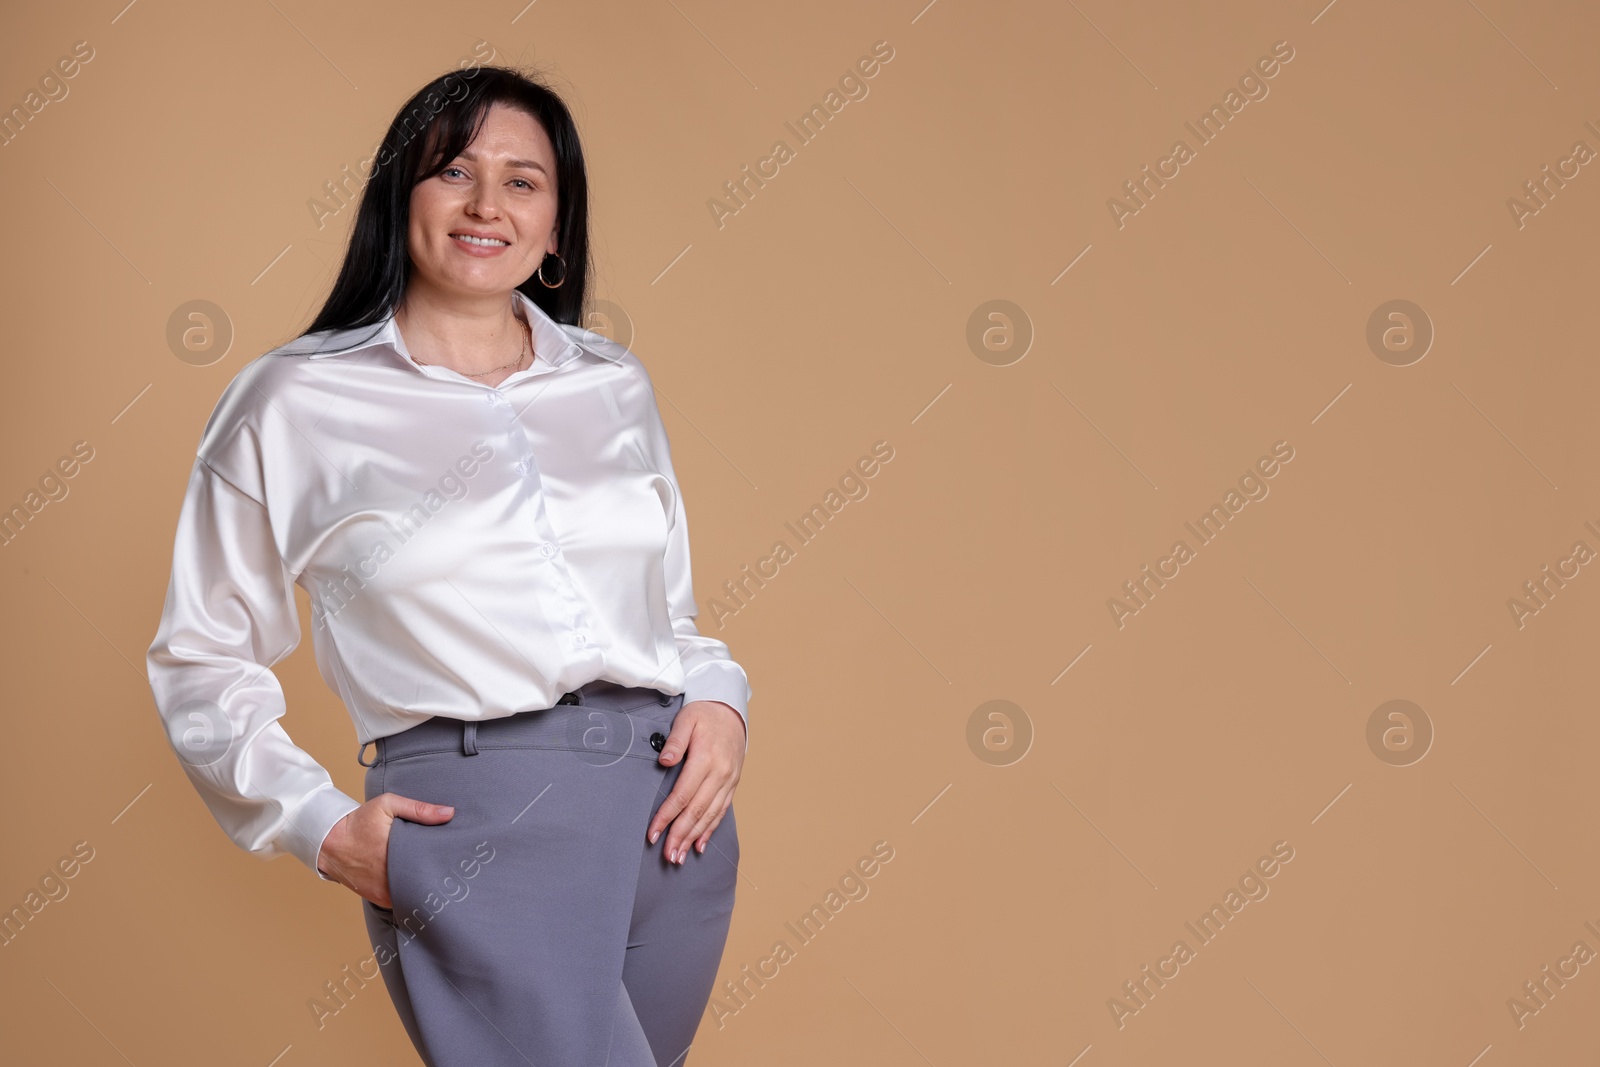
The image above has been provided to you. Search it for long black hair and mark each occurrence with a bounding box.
[301,65,590,344]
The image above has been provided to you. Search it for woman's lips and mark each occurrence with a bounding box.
[449,233,511,256]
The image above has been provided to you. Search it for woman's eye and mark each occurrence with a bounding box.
[511,178,533,189]
[442,166,466,179]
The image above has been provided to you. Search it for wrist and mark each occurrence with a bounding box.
[316,812,353,881]
[703,698,746,739]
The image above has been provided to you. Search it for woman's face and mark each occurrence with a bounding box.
[406,102,559,299]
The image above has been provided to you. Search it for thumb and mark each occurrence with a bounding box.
[658,721,690,765]
[385,793,456,824]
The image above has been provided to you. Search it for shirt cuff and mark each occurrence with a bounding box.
[279,784,364,882]
[682,664,750,754]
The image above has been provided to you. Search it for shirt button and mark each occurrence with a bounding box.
[574,633,587,646]
[515,459,529,474]
[540,542,557,558]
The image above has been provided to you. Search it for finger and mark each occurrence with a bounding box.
[385,792,456,824]
[656,714,695,766]
[694,798,731,854]
[653,749,714,859]
[685,784,732,855]
[664,774,726,864]
[647,720,705,845]
[649,753,711,853]
[678,777,731,850]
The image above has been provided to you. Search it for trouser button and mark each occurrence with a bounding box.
[649,732,667,752]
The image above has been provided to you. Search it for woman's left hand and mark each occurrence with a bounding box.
[648,699,745,864]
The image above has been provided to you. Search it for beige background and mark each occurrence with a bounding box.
[1,0,1596,1063]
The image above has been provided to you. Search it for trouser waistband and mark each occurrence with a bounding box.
[361,680,679,766]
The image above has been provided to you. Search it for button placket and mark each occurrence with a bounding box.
[509,418,602,656]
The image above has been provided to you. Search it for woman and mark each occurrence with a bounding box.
[145,65,749,1067]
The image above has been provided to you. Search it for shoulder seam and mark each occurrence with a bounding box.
[195,451,268,510]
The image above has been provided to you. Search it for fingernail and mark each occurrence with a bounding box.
[649,829,659,844]
[439,806,454,814]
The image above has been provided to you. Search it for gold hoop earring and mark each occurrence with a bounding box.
[537,252,567,289]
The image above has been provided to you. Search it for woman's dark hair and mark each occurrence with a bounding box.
[301,65,590,343]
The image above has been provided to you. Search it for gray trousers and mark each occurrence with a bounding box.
[360,681,740,1066]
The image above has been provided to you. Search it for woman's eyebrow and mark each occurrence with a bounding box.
[457,148,548,173]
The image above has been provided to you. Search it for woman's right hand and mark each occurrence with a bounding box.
[316,793,456,908]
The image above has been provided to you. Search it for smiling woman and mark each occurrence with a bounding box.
[395,106,566,378]
[146,65,749,1067]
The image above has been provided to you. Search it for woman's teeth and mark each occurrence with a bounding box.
[453,234,508,247]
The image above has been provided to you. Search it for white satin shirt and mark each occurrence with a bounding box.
[145,288,751,882]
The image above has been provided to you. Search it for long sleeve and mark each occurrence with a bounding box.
[145,455,361,881]
[644,387,753,753]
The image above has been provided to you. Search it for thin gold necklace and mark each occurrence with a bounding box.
[411,315,532,378]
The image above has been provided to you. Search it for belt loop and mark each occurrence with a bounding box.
[357,739,379,768]
[462,720,479,756]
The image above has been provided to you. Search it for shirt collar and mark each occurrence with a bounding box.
[274,288,624,369]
